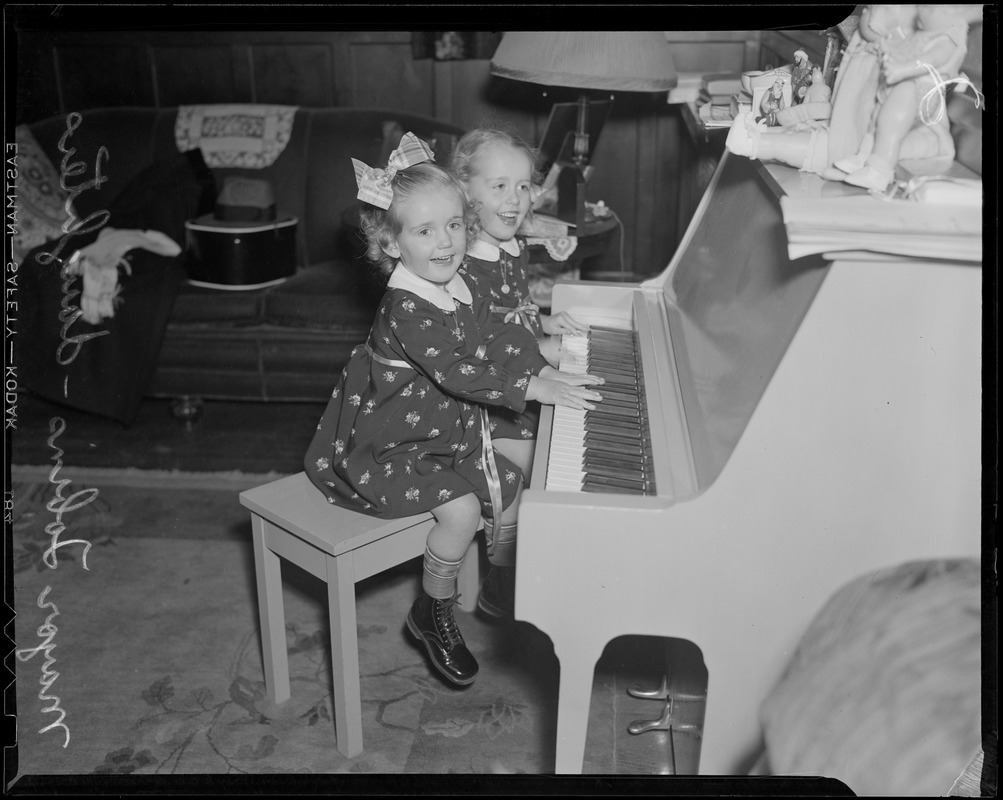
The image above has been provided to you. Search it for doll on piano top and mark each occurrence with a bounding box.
[305,133,604,685]
[838,4,982,190]
[725,4,983,191]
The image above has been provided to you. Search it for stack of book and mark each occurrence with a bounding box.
[730,90,753,118]
[697,72,743,127]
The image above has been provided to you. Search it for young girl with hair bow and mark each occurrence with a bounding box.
[304,132,603,686]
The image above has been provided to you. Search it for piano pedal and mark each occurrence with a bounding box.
[627,696,702,738]
[628,675,669,700]
[628,674,706,703]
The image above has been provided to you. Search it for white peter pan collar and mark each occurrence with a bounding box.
[387,262,473,311]
[467,236,521,262]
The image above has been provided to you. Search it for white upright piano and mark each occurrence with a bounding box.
[516,151,983,774]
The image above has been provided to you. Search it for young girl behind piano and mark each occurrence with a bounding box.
[451,128,589,619]
[452,128,588,364]
[304,133,603,686]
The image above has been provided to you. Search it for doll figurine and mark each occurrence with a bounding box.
[842,4,982,191]
[827,4,919,176]
[791,49,813,104]
[725,4,979,186]
[757,79,787,127]
[775,66,832,127]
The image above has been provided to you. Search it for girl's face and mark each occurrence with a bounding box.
[464,143,534,246]
[383,186,467,284]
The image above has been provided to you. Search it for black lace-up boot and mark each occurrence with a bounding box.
[478,564,516,620]
[406,593,478,685]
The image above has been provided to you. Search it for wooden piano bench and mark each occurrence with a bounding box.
[238,471,481,758]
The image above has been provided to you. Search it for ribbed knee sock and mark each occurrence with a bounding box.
[422,546,463,600]
[487,521,518,567]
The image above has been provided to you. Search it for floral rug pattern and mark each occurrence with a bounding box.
[10,478,559,781]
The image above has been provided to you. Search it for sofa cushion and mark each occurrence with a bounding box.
[263,262,380,329]
[169,283,266,326]
[108,147,217,247]
[170,263,381,329]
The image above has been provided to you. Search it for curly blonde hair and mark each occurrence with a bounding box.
[450,127,543,187]
[450,128,543,240]
[357,162,474,277]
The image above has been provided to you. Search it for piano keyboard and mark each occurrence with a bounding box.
[545,325,656,495]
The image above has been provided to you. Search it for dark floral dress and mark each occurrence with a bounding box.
[305,266,549,519]
[462,237,543,440]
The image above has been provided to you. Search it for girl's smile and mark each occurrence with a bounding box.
[464,143,534,247]
[382,186,467,283]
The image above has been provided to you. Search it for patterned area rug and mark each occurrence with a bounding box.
[9,472,568,784]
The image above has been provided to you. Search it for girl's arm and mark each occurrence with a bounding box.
[388,296,542,412]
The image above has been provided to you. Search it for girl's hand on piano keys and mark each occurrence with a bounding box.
[527,375,604,410]
[538,365,605,387]
[541,312,588,335]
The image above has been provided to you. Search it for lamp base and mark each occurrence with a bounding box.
[555,161,589,229]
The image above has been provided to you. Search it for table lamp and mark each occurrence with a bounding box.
[490,31,677,228]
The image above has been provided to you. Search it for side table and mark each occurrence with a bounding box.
[523,214,619,308]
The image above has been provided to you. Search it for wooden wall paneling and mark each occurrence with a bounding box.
[438,59,540,135]
[54,42,156,111]
[341,31,433,114]
[14,29,62,124]
[251,42,336,106]
[663,31,761,73]
[586,105,640,274]
[154,44,246,106]
[633,102,683,276]
[758,31,829,72]
[477,70,554,145]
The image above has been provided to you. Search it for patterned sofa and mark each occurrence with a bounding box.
[18,105,465,419]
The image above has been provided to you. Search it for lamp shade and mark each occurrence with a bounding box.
[490,31,677,92]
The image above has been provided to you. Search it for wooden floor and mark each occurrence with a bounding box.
[10,390,708,775]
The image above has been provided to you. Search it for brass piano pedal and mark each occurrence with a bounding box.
[627,697,701,738]
[628,675,706,703]
[628,674,670,700]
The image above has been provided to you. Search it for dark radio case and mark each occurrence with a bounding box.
[184,214,298,288]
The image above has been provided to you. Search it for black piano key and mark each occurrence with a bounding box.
[589,325,634,334]
[583,440,645,459]
[586,426,643,442]
[595,398,641,413]
[584,463,650,482]
[588,403,639,419]
[585,414,642,431]
[596,384,639,396]
[584,452,648,471]
[582,474,651,492]
[588,358,637,373]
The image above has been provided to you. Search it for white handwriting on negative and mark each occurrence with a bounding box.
[15,586,71,747]
[44,416,95,570]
